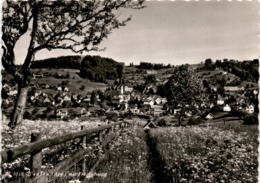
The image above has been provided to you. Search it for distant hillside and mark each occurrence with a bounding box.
[79,55,123,82]
[31,55,123,82]
[197,59,259,83]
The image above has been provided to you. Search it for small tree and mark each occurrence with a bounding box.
[90,90,98,106]
[80,85,85,91]
[2,0,145,128]
[163,65,209,125]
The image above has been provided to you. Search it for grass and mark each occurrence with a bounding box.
[1,117,258,183]
[88,126,151,183]
[149,125,258,183]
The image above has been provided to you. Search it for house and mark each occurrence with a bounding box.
[245,105,254,114]
[146,70,158,75]
[217,97,224,105]
[173,108,181,115]
[30,96,36,101]
[143,99,154,107]
[211,86,217,92]
[224,86,245,92]
[253,90,258,95]
[140,104,151,113]
[129,104,140,114]
[153,105,164,116]
[154,97,162,105]
[120,85,134,94]
[56,109,68,119]
[205,113,214,120]
[8,90,18,96]
[130,91,142,100]
[63,95,71,102]
[3,83,9,89]
[80,108,90,117]
[161,98,167,104]
[223,104,231,112]
[43,97,52,104]
[33,74,44,79]
[64,87,69,92]
[119,93,131,103]
[185,111,192,117]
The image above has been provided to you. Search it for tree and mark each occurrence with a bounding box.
[90,90,98,106]
[2,0,145,129]
[162,65,209,125]
[204,58,215,70]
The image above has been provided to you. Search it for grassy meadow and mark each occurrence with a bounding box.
[149,123,258,183]
[1,117,258,183]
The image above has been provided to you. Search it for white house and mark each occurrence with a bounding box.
[161,98,167,104]
[63,95,71,101]
[223,104,231,112]
[143,99,154,107]
[245,105,254,114]
[217,98,224,105]
[205,113,214,120]
[64,87,69,92]
[57,86,62,91]
[154,97,162,105]
[224,86,245,92]
[146,70,158,75]
[8,90,18,96]
[56,109,68,119]
[43,97,51,104]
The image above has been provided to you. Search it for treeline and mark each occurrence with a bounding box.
[31,56,81,69]
[79,55,123,82]
[31,55,123,82]
[136,62,172,70]
[201,58,259,82]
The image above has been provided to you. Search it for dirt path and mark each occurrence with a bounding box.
[145,129,173,183]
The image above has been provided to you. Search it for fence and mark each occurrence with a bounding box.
[1,120,130,183]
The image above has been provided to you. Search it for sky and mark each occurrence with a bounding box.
[15,1,260,65]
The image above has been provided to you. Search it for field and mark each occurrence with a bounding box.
[31,69,107,95]
[1,117,258,183]
[149,123,258,183]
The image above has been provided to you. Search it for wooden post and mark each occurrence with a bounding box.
[98,131,103,145]
[31,133,42,174]
[30,132,47,183]
[81,126,86,173]
[81,126,87,149]
[111,125,114,133]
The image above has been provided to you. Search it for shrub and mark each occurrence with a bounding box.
[23,111,31,119]
[187,117,205,125]
[209,105,222,113]
[243,115,258,125]
[157,118,170,127]
[107,112,118,121]
[80,85,85,91]
[231,109,246,118]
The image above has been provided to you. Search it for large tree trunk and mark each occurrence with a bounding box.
[8,82,29,129]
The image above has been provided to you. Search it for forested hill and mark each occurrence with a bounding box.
[31,55,123,82]
[31,56,82,69]
[197,59,259,83]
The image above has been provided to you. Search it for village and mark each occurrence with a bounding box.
[2,64,258,125]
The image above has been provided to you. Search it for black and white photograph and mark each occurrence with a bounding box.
[1,0,259,183]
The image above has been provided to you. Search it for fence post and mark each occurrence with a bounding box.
[98,131,103,145]
[31,132,42,174]
[81,126,86,173]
